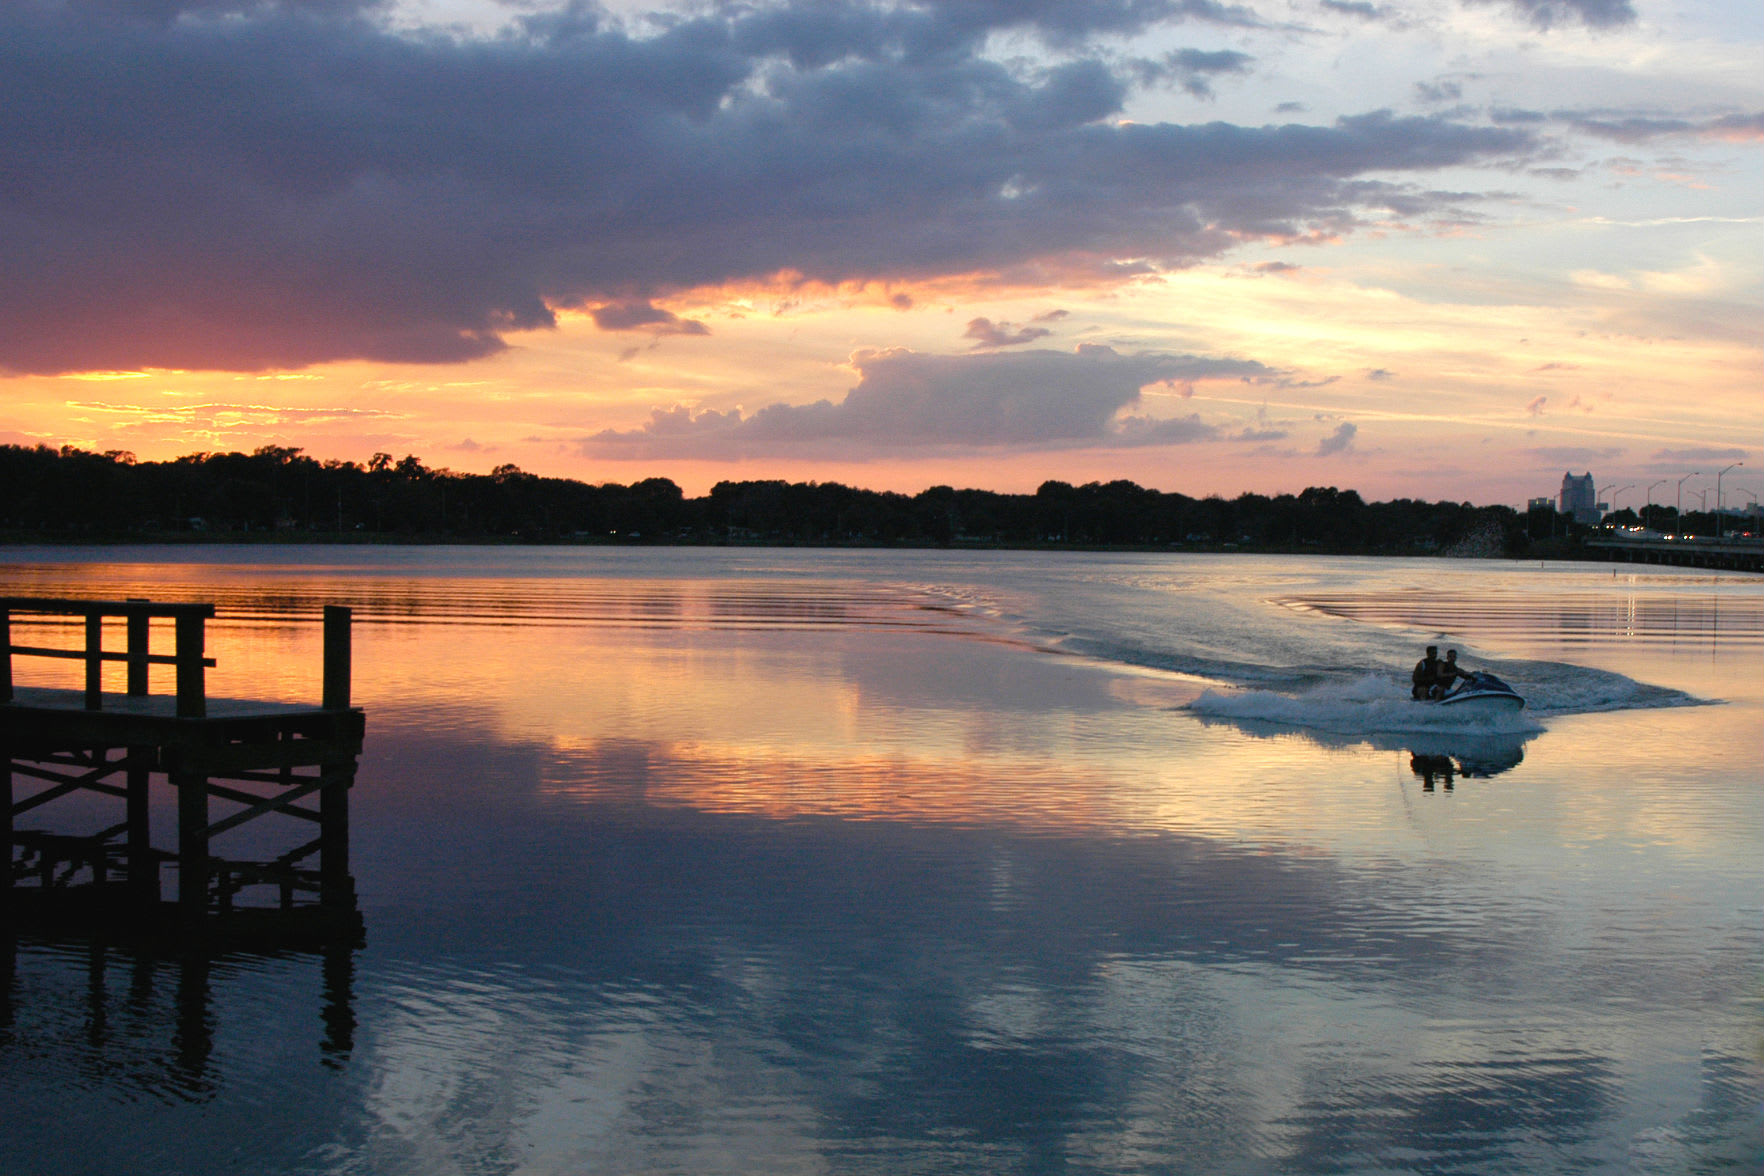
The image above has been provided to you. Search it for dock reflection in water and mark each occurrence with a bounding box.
[1,933,356,1097]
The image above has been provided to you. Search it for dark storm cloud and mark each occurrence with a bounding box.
[1129,48,1256,98]
[0,0,1535,374]
[1477,0,1636,28]
[590,301,710,335]
[577,346,1274,457]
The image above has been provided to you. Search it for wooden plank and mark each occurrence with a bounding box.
[171,738,361,775]
[0,597,215,618]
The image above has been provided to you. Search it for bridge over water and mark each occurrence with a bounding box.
[1585,535,1764,574]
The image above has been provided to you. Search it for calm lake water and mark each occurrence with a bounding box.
[2,547,1760,1175]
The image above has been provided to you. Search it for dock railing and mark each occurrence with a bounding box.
[0,598,354,718]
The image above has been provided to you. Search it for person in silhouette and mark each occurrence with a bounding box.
[1412,646,1441,699]
[1410,752,1456,791]
[1435,649,1471,697]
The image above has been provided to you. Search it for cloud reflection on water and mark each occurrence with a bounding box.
[313,714,1753,1174]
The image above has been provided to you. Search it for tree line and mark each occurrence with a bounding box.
[0,443,1658,556]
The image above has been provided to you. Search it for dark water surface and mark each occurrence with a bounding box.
[2,548,1760,1174]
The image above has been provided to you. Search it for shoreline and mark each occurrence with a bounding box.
[0,530,1579,559]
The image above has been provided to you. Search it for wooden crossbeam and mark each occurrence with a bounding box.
[10,780,89,814]
[18,754,134,782]
[224,768,328,787]
[5,645,216,668]
[204,778,315,806]
[201,774,330,838]
[176,739,356,774]
[275,836,325,867]
[10,829,116,851]
[9,763,131,812]
[203,778,323,822]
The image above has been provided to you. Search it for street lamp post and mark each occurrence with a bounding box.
[1608,485,1634,517]
[1676,472,1699,533]
[1644,479,1669,530]
[1716,462,1743,539]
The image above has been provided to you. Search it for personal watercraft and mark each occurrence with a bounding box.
[1430,670,1525,713]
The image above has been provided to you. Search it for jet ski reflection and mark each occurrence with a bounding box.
[1192,712,1532,778]
[1407,729,1528,787]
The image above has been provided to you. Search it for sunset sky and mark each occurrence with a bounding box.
[2,0,1758,506]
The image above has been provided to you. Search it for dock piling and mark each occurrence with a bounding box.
[323,605,351,711]
[126,600,150,697]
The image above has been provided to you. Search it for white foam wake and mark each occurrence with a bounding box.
[1185,674,1545,737]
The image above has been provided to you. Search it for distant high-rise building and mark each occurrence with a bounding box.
[1559,471,1597,523]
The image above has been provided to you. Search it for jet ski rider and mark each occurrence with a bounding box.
[1411,647,1440,699]
[1437,649,1470,697]
[1412,646,1471,700]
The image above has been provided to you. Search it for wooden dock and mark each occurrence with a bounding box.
[3,597,365,945]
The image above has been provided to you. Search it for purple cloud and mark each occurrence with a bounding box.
[0,1,1537,374]
[590,302,710,335]
[964,317,1054,348]
[1316,421,1357,455]
[578,345,1275,458]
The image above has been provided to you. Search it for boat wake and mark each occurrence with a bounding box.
[1186,675,1544,738]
